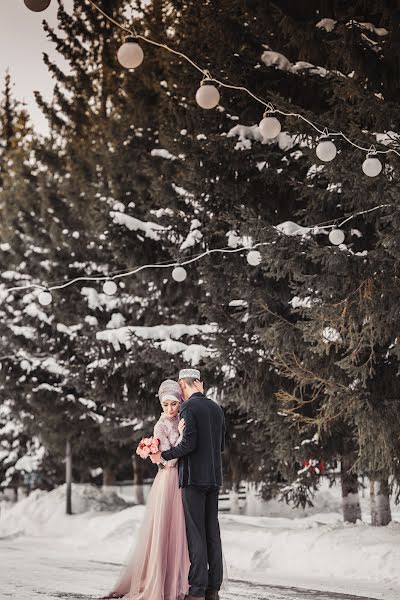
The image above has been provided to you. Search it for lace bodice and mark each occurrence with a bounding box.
[153,413,183,467]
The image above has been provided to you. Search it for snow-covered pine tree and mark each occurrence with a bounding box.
[0,73,50,496]
[107,0,315,492]
[0,3,141,502]
[126,0,400,518]
[1,0,221,500]
[210,1,400,521]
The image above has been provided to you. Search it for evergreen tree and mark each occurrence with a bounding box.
[124,0,400,517]
[3,0,400,524]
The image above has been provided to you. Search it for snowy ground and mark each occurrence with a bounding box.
[0,483,399,600]
[0,538,381,600]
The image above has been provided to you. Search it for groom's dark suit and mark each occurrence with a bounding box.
[161,392,225,599]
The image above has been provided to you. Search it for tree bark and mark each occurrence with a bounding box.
[103,466,116,487]
[370,479,391,526]
[66,437,72,515]
[132,453,145,505]
[340,457,361,523]
[229,486,240,514]
[230,458,241,513]
[370,479,378,526]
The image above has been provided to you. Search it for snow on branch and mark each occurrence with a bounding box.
[18,354,70,377]
[151,148,179,161]
[156,339,214,365]
[315,18,337,32]
[261,46,327,77]
[347,20,388,36]
[180,219,203,251]
[226,124,309,152]
[14,443,45,474]
[81,287,120,311]
[110,210,168,241]
[96,323,217,354]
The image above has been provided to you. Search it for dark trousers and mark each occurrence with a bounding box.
[182,485,223,598]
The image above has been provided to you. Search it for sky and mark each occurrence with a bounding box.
[0,0,73,134]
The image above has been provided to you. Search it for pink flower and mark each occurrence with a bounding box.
[136,435,160,459]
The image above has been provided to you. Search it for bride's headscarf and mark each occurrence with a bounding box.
[158,379,182,404]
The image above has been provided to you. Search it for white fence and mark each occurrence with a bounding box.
[106,481,265,515]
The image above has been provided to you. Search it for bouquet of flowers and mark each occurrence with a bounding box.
[136,436,160,459]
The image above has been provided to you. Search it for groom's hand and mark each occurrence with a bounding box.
[194,380,204,394]
[150,451,162,464]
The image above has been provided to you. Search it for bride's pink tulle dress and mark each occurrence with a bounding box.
[107,414,190,600]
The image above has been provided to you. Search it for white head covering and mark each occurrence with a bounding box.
[158,379,183,404]
[178,368,201,380]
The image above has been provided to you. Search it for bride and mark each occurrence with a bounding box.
[104,379,190,600]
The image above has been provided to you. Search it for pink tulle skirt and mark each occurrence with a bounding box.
[109,466,190,600]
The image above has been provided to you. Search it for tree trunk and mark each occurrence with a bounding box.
[103,466,116,487]
[229,486,240,514]
[230,458,241,513]
[340,457,361,523]
[370,479,391,526]
[66,437,72,515]
[132,454,145,505]
[370,479,378,526]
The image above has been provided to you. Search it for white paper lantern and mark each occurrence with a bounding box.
[259,116,281,139]
[316,139,337,162]
[362,156,382,177]
[24,0,51,11]
[172,266,187,282]
[329,229,345,245]
[38,290,52,306]
[195,80,220,109]
[247,250,262,266]
[117,37,144,69]
[103,280,118,295]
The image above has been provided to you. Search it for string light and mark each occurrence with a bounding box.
[117,36,144,69]
[22,0,400,172]
[38,290,53,306]
[362,147,383,177]
[259,107,282,140]
[328,229,345,245]
[24,0,51,11]
[195,79,220,109]
[4,203,391,302]
[80,1,399,170]
[316,130,337,162]
[103,280,118,295]
[172,266,188,282]
[246,250,262,266]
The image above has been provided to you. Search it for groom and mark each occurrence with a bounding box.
[151,368,225,600]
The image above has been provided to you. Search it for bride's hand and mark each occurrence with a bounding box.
[178,418,186,434]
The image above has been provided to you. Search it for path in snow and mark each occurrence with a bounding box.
[0,537,378,600]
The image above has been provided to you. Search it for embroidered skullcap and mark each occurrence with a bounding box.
[178,368,201,380]
[158,379,182,403]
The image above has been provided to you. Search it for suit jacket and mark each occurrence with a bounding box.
[161,392,225,488]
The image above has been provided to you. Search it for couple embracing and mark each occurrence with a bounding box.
[104,368,226,600]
